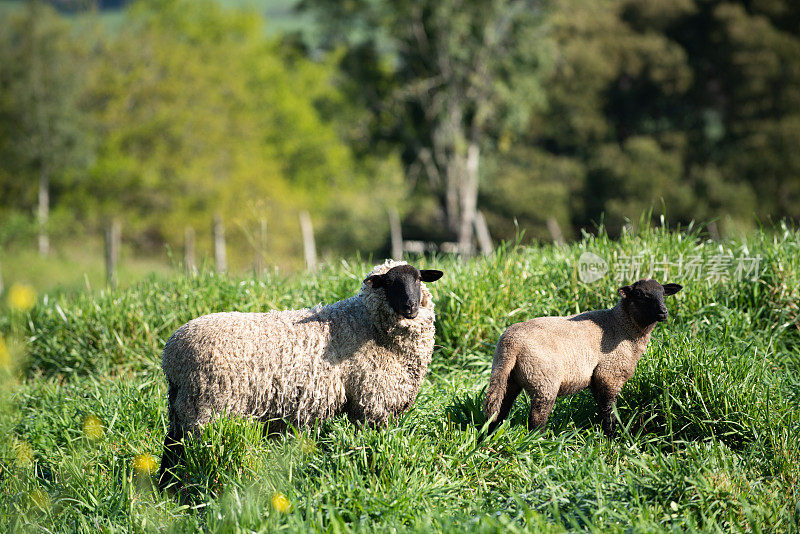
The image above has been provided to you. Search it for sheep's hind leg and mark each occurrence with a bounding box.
[159,381,187,493]
[158,425,185,492]
[526,394,556,432]
[487,379,522,433]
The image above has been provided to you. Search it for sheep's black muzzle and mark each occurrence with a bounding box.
[401,304,419,319]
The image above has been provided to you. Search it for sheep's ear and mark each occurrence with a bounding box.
[618,285,632,298]
[420,270,443,283]
[662,283,683,296]
[363,274,384,288]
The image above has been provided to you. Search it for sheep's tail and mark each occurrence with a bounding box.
[482,337,517,421]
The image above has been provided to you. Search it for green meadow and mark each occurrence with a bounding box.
[1,225,799,532]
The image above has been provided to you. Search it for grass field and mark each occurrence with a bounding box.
[1,223,799,532]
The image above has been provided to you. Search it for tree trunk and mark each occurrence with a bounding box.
[439,103,463,235]
[474,210,493,255]
[389,208,403,260]
[457,142,480,256]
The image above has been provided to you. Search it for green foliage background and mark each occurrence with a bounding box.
[0,0,406,272]
[2,0,799,276]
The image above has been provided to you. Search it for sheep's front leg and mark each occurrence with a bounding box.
[590,378,622,437]
[345,397,391,430]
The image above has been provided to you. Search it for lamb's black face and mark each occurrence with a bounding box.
[364,265,444,319]
[619,279,682,324]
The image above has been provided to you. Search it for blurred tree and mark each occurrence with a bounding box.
[522,0,701,234]
[303,0,550,254]
[481,146,584,241]
[79,0,404,268]
[0,0,94,255]
[525,0,798,235]
[697,2,800,220]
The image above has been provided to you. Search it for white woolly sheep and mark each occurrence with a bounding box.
[483,279,682,435]
[158,260,443,489]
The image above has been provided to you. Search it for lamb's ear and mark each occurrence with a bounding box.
[662,283,683,296]
[618,285,632,298]
[363,274,385,288]
[420,270,443,283]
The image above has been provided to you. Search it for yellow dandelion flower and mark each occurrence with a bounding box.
[271,492,292,513]
[8,283,36,312]
[29,488,50,510]
[0,337,10,371]
[133,453,158,475]
[82,414,104,440]
[14,440,34,467]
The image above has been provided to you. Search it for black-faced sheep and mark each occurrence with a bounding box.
[158,261,443,489]
[483,279,682,436]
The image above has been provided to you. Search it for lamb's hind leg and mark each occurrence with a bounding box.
[487,379,522,433]
[527,394,556,432]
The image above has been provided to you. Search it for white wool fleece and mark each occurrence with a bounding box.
[162,260,436,435]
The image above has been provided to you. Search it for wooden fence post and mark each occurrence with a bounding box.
[707,220,720,241]
[184,226,196,273]
[105,219,120,288]
[214,213,227,273]
[254,218,267,274]
[546,217,565,246]
[389,208,403,260]
[299,210,317,272]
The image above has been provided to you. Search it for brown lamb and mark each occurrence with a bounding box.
[483,279,682,435]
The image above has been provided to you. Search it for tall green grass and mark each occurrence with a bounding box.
[1,224,798,532]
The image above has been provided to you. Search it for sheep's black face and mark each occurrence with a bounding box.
[364,265,444,319]
[619,279,682,325]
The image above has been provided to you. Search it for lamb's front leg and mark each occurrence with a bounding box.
[590,376,623,437]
